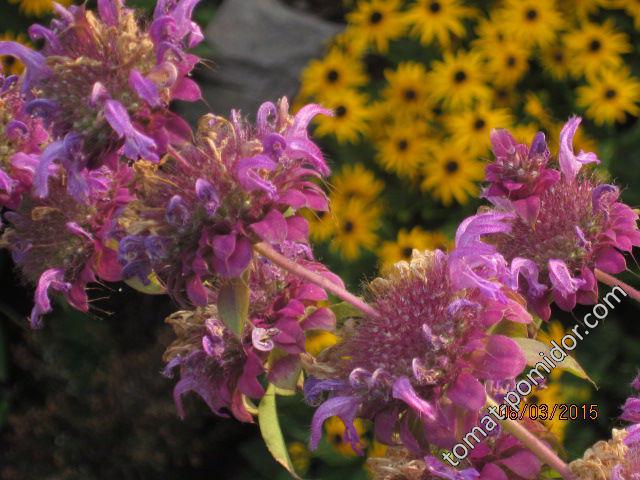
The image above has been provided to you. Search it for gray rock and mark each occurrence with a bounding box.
[178,0,342,121]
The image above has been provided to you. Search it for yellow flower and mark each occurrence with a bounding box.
[333,26,369,58]
[427,50,491,110]
[559,0,607,20]
[368,440,388,458]
[305,209,336,243]
[498,0,564,48]
[330,197,381,260]
[9,0,71,16]
[484,42,529,87]
[445,104,513,157]
[375,123,432,177]
[346,0,406,53]
[473,13,510,53]
[0,33,28,76]
[288,442,311,474]
[524,92,554,128]
[510,123,543,144]
[565,20,631,79]
[313,91,369,144]
[382,62,431,117]
[404,0,476,48]
[379,227,452,270]
[305,330,339,357]
[577,68,640,125]
[331,163,384,203]
[299,48,367,101]
[540,42,572,81]
[421,141,484,206]
[325,416,367,456]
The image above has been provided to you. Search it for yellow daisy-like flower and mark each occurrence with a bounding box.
[576,68,640,125]
[325,416,367,456]
[445,104,513,157]
[421,141,484,206]
[331,163,384,203]
[404,0,476,47]
[427,50,491,110]
[375,123,432,177]
[313,91,369,144]
[299,48,367,101]
[484,41,530,86]
[332,26,369,58]
[287,442,311,475]
[305,208,337,243]
[9,0,71,16]
[540,42,572,81]
[345,0,406,53]
[382,62,431,117]
[510,123,543,144]
[565,20,631,79]
[305,330,339,357]
[0,33,28,76]
[473,13,510,53]
[330,198,381,260]
[498,0,564,48]
[524,92,554,128]
[367,440,388,459]
[558,0,604,20]
[379,227,452,270]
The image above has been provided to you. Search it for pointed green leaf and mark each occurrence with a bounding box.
[514,337,595,386]
[330,302,363,322]
[124,272,166,295]
[217,272,250,337]
[258,384,300,479]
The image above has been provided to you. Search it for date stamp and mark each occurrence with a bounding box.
[497,403,599,421]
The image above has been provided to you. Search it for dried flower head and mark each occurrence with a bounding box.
[305,250,530,453]
[118,98,332,306]
[0,0,201,199]
[458,117,640,319]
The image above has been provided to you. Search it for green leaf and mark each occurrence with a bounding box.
[217,271,250,337]
[330,302,363,322]
[124,272,166,295]
[513,337,595,386]
[258,384,300,479]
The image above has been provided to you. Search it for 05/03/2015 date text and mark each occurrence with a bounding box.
[497,404,599,421]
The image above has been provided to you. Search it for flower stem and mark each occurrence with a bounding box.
[486,398,574,479]
[253,242,381,319]
[595,269,640,304]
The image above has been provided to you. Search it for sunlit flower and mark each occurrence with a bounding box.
[421,140,484,206]
[375,123,431,177]
[306,330,339,357]
[484,41,530,86]
[299,48,368,101]
[331,163,384,203]
[325,416,367,456]
[314,91,370,144]
[498,0,564,48]
[577,68,640,125]
[0,33,28,76]
[306,250,530,454]
[306,209,337,243]
[524,92,554,128]
[381,62,431,117]
[565,20,631,79]
[9,0,72,17]
[345,0,406,53]
[404,0,476,48]
[445,103,513,157]
[329,197,381,260]
[459,117,640,319]
[540,42,573,81]
[427,50,491,109]
[473,13,510,53]
[379,227,451,270]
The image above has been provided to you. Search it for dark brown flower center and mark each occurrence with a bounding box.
[335,105,347,117]
[506,55,516,67]
[404,88,417,101]
[526,8,538,21]
[402,246,413,258]
[397,139,409,151]
[343,220,355,233]
[474,118,486,130]
[589,39,602,52]
[445,160,459,173]
[429,1,441,13]
[370,11,383,24]
[454,70,467,83]
[326,69,340,83]
[605,88,617,99]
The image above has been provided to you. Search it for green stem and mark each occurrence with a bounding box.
[486,398,574,479]
[253,242,381,319]
[595,269,640,304]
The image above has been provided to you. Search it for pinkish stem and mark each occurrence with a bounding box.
[595,269,640,304]
[253,242,381,319]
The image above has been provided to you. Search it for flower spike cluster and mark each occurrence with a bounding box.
[458,117,640,319]
[118,98,332,306]
[305,249,531,454]
[0,0,201,200]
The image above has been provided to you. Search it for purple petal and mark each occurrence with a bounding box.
[558,117,599,182]
[237,349,265,399]
[621,397,640,423]
[97,0,121,25]
[424,456,480,480]
[129,69,162,107]
[595,247,626,274]
[251,209,287,244]
[447,372,486,410]
[251,327,277,352]
[291,103,332,138]
[301,307,335,331]
[30,268,71,328]
[498,451,541,479]
[103,99,159,162]
[474,335,526,380]
[490,129,517,159]
[0,42,49,93]
[309,396,361,451]
[195,178,219,217]
[33,139,66,197]
[235,154,276,196]
[286,215,309,242]
[0,168,16,194]
[392,377,436,420]
[166,195,191,227]
[256,101,277,134]
[548,259,584,309]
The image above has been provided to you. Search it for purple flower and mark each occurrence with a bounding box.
[306,250,530,453]
[118,98,331,306]
[459,117,640,319]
